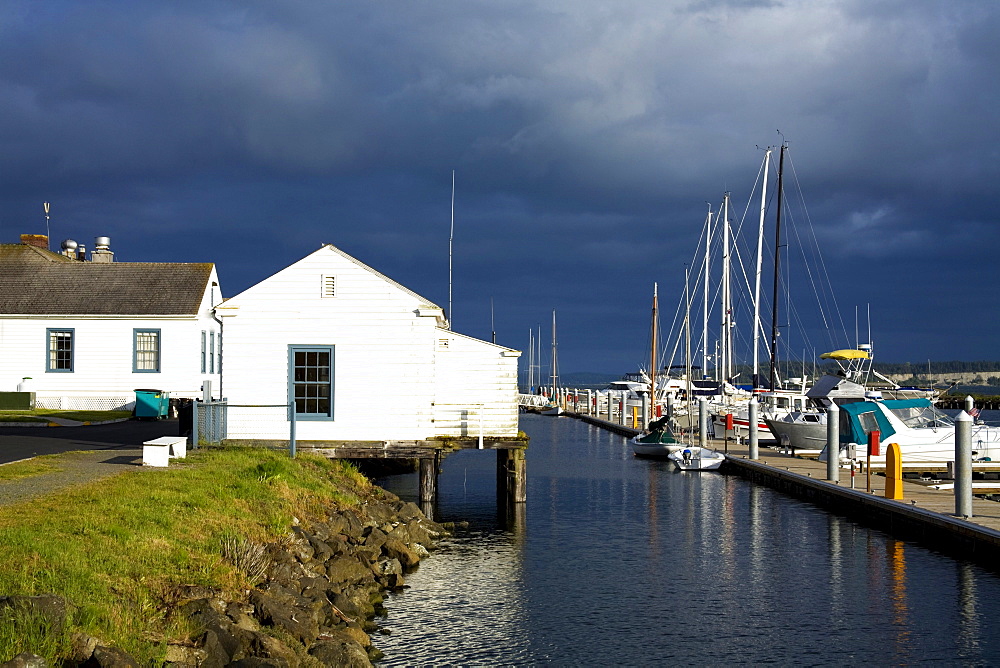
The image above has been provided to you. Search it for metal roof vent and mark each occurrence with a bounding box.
[60,239,79,259]
[91,236,114,263]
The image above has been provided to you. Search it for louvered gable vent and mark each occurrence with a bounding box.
[321,274,336,298]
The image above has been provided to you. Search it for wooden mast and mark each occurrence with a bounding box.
[649,283,658,423]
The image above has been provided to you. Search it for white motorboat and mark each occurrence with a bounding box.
[668,446,725,470]
[820,398,1000,465]
[767,347,939,451]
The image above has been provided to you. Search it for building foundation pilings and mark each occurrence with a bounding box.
[497,447,527,509]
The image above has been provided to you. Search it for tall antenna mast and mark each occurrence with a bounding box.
[491,297,496,344]
[448,170,455,328]
[43,202,51,248]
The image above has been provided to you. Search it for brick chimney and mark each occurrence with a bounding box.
[20,234,49,249]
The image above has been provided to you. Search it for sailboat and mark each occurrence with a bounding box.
[631,284,684,456]
[542,309,563,416]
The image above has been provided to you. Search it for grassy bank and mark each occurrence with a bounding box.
[0,447,374,663]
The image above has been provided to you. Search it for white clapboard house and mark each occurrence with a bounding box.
[0,235,222,409]
[216,243,520,443]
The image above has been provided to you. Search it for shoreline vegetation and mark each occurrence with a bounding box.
[0,446,449,666]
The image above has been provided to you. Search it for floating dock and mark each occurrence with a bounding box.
[563,410,1000,565]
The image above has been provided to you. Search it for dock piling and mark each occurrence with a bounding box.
[698,398,707,448]
[826,403,840,482]
[497,448,527,505]
[748,398,759,460]
[419,456,437,507]
[956,411,973,518]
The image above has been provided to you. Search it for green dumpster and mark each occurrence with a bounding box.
[134,389,170,419]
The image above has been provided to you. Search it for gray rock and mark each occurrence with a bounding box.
[0,595,69,632]
[382,539,420,569]
[69,633,99,663]
[251,588,320,645]
[0,653,47,668]
[85,645,140,668]
[309,633,372,668]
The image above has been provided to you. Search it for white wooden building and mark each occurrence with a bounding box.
[217,244,520,443]
[0,235,222,410]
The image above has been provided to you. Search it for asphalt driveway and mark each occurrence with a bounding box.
[0,419,182,465]
[0,419,187,506]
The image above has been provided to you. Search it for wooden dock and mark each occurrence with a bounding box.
[562,410,1000,565]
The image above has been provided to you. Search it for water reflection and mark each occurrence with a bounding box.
[374,414,1000,665]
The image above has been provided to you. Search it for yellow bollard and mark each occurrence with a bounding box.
[631,405,639,428]
[885,442,903,500]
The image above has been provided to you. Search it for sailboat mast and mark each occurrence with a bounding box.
[528,328,534,392]
[721,193,732,384]
[769,144,787,391]
[684,267,693,437]
[702,205,712,380]
[550,309,558,394]
[650,282,658,423]
[753,149,772,388]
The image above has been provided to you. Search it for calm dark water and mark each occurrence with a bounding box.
[375,413,1000,665]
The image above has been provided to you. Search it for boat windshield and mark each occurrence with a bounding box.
[887,404,953,429]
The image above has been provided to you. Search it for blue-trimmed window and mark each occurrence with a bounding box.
[134,329,161,373]
[210,331,216,374]
[289,345,334,420]
[46,328,74,372]
[200,331,206,373]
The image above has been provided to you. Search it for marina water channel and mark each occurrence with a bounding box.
[374,412,1000,665]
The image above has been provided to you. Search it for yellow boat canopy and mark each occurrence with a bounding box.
[820,349,870,360]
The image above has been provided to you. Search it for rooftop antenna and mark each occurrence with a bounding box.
[448,170,455,329]
[490,296,496,344]
[43,202,51,248]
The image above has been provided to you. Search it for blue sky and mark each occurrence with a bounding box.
[2,1,998,375]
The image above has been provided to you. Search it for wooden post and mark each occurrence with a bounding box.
[497,448,527,506]
[419,456,437,505]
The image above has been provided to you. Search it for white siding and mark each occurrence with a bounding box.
[0,266,222,408]
[433,330,520,437]
[221,245,519,442]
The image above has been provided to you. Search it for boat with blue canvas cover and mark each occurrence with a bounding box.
[820,398,1000,464]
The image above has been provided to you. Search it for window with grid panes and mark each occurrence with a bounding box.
[46,329,74,372]
[289,346,334,419]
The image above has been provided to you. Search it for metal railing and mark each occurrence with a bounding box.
[193,400,298,457]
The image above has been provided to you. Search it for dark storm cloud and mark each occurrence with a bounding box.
[2,0,998,371]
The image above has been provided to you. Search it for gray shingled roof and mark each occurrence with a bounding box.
[0,244,214,316]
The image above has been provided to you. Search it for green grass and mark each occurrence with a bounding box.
[0,447,374,663]
[0,456,62,482]
[0,410,131,423]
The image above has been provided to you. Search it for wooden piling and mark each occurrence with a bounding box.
[497,447,527,506]
[419,455,437,505]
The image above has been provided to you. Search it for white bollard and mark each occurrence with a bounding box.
[826,403,840,482]
[748,398,759,460]
[698,398,707,448]
[955,411,973,518]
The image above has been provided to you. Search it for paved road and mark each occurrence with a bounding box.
[0,419,182,465]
